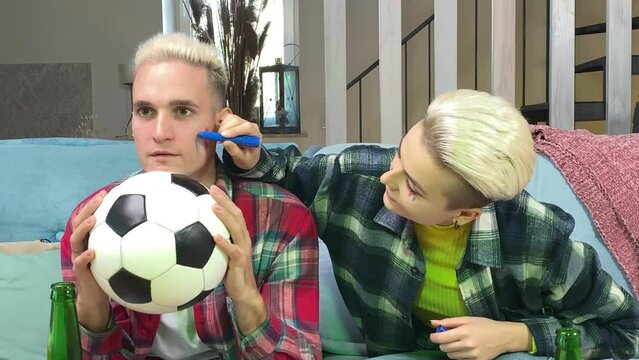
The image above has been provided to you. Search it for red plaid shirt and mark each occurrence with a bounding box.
[61,168,321,359]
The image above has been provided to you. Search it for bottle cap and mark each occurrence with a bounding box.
[555,327,582,349]
[50,282,77,301]
[556,327,580,337]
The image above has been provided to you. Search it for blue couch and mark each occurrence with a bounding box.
[0,138,634,360]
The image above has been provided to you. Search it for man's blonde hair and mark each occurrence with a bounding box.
[133,33,228,108]
[422,89,536,209]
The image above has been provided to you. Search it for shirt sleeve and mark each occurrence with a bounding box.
[235,204,321,359]
[223,145,332,209]
[224,145,397,241]
[521,240,639,359]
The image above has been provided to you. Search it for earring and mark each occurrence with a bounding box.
[453,219,459,230]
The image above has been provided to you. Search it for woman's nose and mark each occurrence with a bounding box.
[380,167,401,190]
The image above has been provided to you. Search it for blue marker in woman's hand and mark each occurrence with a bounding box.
[436,325,448,333]
[198,131,260,148]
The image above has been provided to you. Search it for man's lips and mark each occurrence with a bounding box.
[150,151,177,156]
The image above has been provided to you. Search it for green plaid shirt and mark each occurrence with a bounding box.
[226,145,639,359]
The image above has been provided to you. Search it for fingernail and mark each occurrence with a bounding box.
[220,131,228,137]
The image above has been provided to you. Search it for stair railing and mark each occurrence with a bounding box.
[347,14,434,142]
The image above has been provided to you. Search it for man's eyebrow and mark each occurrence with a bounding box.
[169,100,200,108]
[133,100,152,108]
[132,100,201,109]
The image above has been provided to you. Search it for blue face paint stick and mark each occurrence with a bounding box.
[197,131,260,148]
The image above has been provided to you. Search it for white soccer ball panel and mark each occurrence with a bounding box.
[195,195,230,239]
[93,272,129,309]
[152,265,204,306]
[117,171,172,195]
[121,222,176,279]
[89,223,123,279]
[202,247,229,291]
[146,186,199,233]
[125,301,177,315]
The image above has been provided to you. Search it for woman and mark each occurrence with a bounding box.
[219,89,639,359]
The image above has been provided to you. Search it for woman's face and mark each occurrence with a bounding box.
[380,123,463,226]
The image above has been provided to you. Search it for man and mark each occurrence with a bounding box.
[219,89,639,359]
[60,33,321,359]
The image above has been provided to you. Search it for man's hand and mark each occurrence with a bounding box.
[209,184,267,335]
[70,190,111,332]
[217,112,263,170]
[430,317,532,360]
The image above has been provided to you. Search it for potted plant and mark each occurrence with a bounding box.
[183,0,270,122]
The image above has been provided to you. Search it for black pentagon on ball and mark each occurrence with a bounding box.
[174,222,215,268]
[109,269,152,304]
[177,289,214,311]
[171,173,208,196]
[106,194,147,237]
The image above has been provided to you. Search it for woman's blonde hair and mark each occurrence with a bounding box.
[422,89,536,209]
[132,33,228,108]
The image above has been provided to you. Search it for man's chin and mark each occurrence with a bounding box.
[144,164,181,174]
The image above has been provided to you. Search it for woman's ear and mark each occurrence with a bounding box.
[454,208,482,226]
[214,107,233,129]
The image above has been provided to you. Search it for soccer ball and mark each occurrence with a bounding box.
[88,171,229,314]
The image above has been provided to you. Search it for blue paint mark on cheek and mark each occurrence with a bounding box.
[195,135,202,154]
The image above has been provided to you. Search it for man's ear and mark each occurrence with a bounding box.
[214,107,233,129]
[454,208,482,226]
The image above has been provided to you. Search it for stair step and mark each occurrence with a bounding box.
[575,16,639,36]
[520,101,605,123]
[575,55,639,74]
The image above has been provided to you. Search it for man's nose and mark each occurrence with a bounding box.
[153,112,174,142]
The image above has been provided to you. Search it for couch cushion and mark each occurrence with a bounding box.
[0,241,62,360]
[319,240,367,356]
[0,138,139,242]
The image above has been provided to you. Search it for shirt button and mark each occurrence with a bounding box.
[402,313,409,320]
[410,266,420,276]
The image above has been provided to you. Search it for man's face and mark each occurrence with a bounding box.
[131,60,219,185]
[379,123,461,226]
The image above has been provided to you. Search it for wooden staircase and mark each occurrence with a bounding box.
[520,16,639,125]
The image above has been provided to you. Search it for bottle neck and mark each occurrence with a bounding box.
[48,282,81,360]
[555,328,582,360]
[555,347,583,360]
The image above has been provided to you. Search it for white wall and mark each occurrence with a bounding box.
[0,0,162,139]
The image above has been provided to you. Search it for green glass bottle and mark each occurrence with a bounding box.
[555,326,583,360]
[47,282,82,360]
